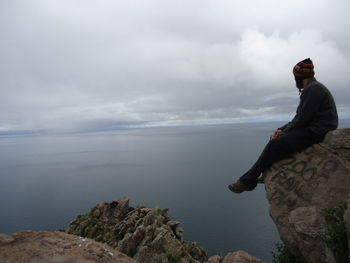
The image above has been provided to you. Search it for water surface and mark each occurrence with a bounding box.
[1,121,309,261]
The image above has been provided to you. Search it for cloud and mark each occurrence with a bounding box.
[0,0,349,131]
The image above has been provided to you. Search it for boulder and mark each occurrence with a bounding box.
[264,128,350,263]
[203,251,265,263]
[66,198,207,263]
[204,255,222,263]
[0,231,135,263]
[222,250,265,263]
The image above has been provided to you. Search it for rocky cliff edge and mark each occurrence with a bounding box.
[264,128,350,263]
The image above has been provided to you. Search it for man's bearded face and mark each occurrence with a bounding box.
[295,76,304,90]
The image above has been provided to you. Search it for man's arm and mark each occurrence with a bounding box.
[282,84,325,132]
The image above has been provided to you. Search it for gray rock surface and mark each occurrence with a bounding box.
[345,194,350,263]
[264,128,350,263]
[66,197,207,263]
[0,231,135,263]
[321,128,350,162]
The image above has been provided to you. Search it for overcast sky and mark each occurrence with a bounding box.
[1,0,350,131]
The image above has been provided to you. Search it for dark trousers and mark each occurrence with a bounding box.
[240,128,324,187]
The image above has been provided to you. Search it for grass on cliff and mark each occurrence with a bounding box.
[273,202,349,263]
[272,243,305,263]
[321,202,349,263]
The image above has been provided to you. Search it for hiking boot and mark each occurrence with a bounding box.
[228,180,255,193]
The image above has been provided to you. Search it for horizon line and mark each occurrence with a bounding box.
[1,118,350,137]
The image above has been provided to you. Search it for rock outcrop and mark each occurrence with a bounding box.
[0,199,265,263]
[264,128,350,263]
[0,231,136,263]
[66,198,208,263]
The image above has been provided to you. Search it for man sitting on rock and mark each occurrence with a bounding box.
[228,58,338,193]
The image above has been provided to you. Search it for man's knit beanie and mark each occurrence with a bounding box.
[293,58,315,78]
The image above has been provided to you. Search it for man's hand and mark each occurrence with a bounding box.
[271,129,283,140]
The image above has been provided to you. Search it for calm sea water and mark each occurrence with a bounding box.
[3,121,347,261]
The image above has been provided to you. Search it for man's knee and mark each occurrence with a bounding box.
[269,130,316,154]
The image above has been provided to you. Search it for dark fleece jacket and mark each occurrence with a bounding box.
[279,78,338,137]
